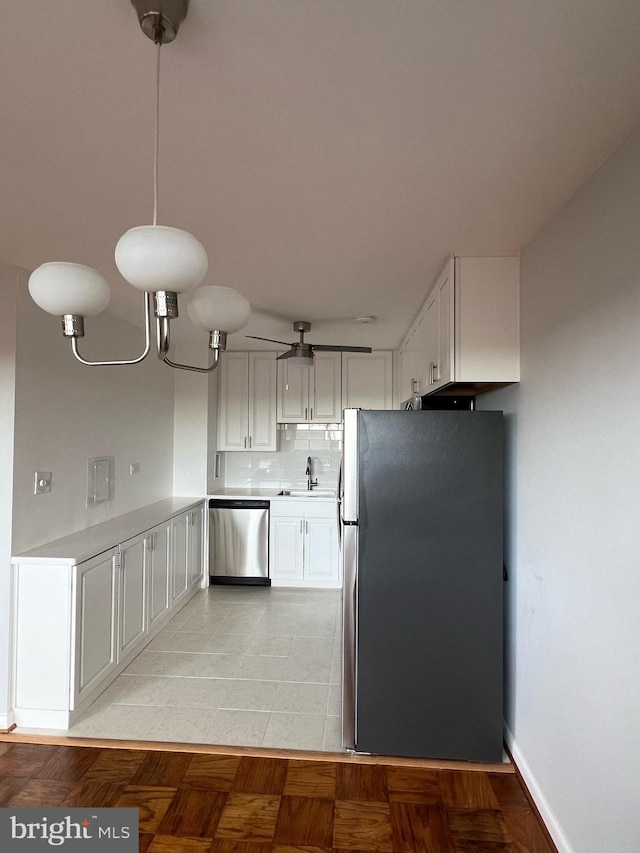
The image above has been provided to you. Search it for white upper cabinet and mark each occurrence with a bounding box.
[218,352,277,451]
[399,257,519,396]
[277,352,342,423]
[310,352,343,421]
[341,351,393,410]
[398,317,426,401]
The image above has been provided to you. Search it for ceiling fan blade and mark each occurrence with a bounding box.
[312,344,373,353]
[245,335,292,346]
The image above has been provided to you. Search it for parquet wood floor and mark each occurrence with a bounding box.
[0,741,556,852]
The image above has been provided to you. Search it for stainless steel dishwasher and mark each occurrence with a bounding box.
[209,499,270,585]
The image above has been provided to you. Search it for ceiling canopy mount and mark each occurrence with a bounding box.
[130,0,189,44]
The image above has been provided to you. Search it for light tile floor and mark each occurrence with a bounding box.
[25,586,344,752]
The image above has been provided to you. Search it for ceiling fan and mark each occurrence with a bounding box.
[246,321,372,367]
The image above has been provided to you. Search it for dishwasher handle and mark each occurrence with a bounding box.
[208,499,270,510]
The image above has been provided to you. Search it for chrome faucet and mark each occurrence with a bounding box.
[305,456,318,491]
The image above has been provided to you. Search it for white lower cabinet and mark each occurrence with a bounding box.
[270,500,340,588]
[188,503,204,589]
[11,501,205,729]
[118,533,147,662]
[75,549,119,707]
[171,504,204,606]
[147,521,171,632]
[270,517,305,581]
[171,511,189,606]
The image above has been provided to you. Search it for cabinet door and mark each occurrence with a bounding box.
[270,517,304,581]
[311,352,342,422]
[218,352,249,450]
[171,512,189,606]
[118,534,147,661]
[411,310,432,395]
[249,352,278,450]
[304,518,339,584]
[342,352,393,410]
[399,325,426,399]
[148,521,171,632]
[187,504,204,589]
[424,291,439,391]
[277,358,309,422]
[75,550,118,703]
[434,262,454,389]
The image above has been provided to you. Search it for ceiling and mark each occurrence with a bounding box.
[2,0,640,351]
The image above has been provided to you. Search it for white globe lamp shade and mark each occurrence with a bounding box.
[187,286,251,333]
[115,225,208,293]
[288,355,314,368]
[28,263,110,316]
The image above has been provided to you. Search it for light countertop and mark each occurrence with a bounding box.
[208,488,337,502]
[12,498,203,565]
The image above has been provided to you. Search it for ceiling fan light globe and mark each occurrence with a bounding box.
[115,225,208,293]
[28,262,111,316]
[187,285,251,333]
[288,354,314,368]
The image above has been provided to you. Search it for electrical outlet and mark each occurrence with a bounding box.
[34,471,52,495]
[129,462,140,475]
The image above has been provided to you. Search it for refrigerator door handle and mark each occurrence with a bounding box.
[342,408,359,523]
[337,461,343,546]
[341,523,358,750]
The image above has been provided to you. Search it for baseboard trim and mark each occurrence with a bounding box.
[0,710,15,732]
[504,724,575,853]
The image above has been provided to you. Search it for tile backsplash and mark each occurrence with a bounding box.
[224,424,342,491]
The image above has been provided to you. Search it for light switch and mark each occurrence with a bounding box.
[129,462,140,475]
[34,471,52,495]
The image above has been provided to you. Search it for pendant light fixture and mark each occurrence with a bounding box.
[27,0,250,373]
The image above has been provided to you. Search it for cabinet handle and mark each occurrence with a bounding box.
[433,363,439,382]
[305,520,309,534]
[244,436,247,449]
[411,378,417,394]
[310,407,313,421]
[305,407,308,420]
[300,520,303,534]
[248,436,252,448]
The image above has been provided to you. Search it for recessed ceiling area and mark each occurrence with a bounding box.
[2,0,640,349]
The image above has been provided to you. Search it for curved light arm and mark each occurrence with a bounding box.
[157,319,225,373]
[163,349,221,373]
[69,293,152,366]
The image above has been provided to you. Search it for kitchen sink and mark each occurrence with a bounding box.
[278,489,336,497]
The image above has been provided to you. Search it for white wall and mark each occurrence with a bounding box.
[172,343,214,496]
[11,270,175,554]
[0,264,18,725]
[479,126,640,853]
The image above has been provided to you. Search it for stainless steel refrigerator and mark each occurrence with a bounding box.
[340,408,504,762]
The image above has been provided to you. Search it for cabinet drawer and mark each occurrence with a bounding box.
[272,499,337,518]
